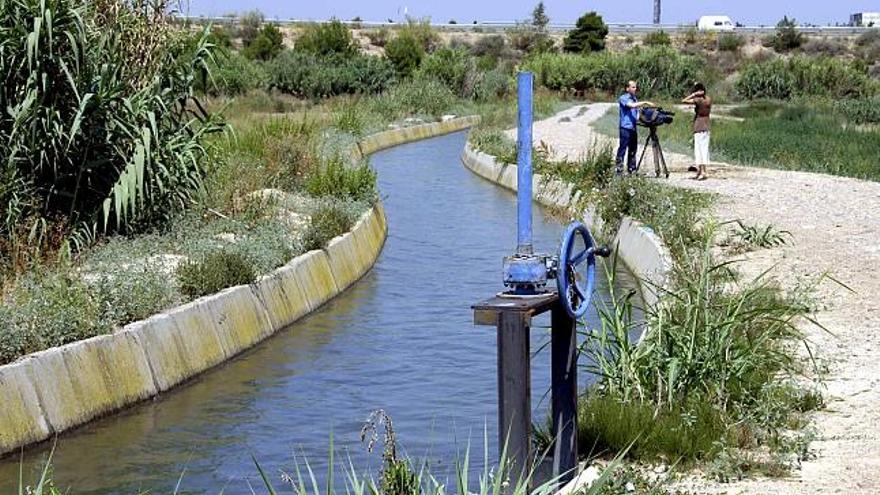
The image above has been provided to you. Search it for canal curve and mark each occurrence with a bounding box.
[0,131,635,494]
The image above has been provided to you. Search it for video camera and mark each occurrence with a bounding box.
[638,107,675,128]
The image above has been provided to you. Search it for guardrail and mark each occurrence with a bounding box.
[175,15,875,36]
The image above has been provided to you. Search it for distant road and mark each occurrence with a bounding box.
[177,16,875,36]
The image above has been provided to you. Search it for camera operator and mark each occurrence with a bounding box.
[682,82,712,180]
[616,80,655,176]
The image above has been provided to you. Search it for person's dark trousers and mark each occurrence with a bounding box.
[615,127,638,174]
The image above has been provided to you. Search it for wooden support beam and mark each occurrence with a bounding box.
[497,310,532,489]
[551,303,578,484]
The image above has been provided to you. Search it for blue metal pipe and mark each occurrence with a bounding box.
[516,72,533,255]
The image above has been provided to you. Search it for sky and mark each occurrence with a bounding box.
[182,1,879,26]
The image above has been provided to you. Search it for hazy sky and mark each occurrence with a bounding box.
[182,1,878,26]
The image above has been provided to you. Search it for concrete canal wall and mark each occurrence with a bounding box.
[460,143,672,309]
[0,117,479,456]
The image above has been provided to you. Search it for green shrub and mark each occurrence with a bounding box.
[523,47,701,98]
[365,28,390,47]
[643,30,671,47]
[91,266,179,326]
[771,16,803,52]
[384,33,425,77]
[207,25,233,49]
[397,16,440,53]
[2,271,108,364]
[198,50,269,95]
[507,23,555,54]
[301,203,355,251]
[855,30,880,63]
[836,97,880,124]
[718,33,745,52]
[418,47,477,97]
[372,77,456,118]
[0,0,224,267]
[563,11,608,52]
[475,69,512,101]
[294,18,357,57]
[176,250,256,298]
[268,51,394,98]
[237,10,265,48]
[736,56,872,99]
[243,23,284,60]
[305,156,377,203]
[800,37,847,57]
[472,34,507,59]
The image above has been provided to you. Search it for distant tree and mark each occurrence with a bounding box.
[243,23,284,60]
[350,16,363,29]
[772,16,803,51]
[384,33,424,77]
[295,18,358,57]
[449,19,457,24]
[239,10,264,47]
[563,11,608,52]
[531,2,549,31]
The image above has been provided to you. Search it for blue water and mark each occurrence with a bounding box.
[0,131,633,494]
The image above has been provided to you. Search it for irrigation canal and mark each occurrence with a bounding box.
[0,131,636,494]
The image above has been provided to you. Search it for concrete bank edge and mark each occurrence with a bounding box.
[0,117,474,456]
[460,142,672,310]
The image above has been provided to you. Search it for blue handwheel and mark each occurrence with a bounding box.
[556,221,597,319]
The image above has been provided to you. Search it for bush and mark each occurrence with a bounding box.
[718,33,746,52]
[305,156,377,203]
[1,271,108,364]
[643,30,671,46]
[365,28,390,47]
[243,23,284,60]
[372,77,456,118]
[0,0,224,267]
[771,16,803,52]
[91,266,179,326]
[836,97,880,124]
[384,34,425,77]
[397,16,440,53]
[268,51,394,98]
[799,37,847,57]
[475,69,512,101]
[507,23,555,54]
[472,34,507,59]
[523,47,702,98]
[417,47,477,97]
[736,57,872,99]
[238,10,264,48]
[176,250,256,298]
[563,11,608,53]
[301,203,355,251]
[295,18,357,57]
[198,50,269,95]
[855,30,880,65]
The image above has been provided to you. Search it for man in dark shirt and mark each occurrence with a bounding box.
[616,80,655,175]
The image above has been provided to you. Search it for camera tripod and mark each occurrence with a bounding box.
[636,125,669,178]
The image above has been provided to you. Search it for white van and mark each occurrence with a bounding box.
[698,15,735,31]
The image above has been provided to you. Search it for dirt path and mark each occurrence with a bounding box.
[509,104,880,494]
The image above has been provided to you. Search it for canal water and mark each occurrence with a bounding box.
[0,131,636,493]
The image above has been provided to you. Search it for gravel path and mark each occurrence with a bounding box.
[508,104,880,494]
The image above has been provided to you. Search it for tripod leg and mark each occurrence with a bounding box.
[636,132,651,173]
[652,139,661,178]
[657,140,669,178]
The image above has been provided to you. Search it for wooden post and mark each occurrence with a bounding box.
[551,303,578,484]
[497,311,532,488]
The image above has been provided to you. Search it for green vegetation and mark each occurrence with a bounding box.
[563,11,609,53]
[726,220,791,252]
[594,102,880,181]
[523,47,702,98]
[769,16,804,52]
[736,57,874,99]
[177,250,257,298]
[717,33,746,52]
[243,23,284,60]
[643,30,671,47]
[385,34,426,77]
